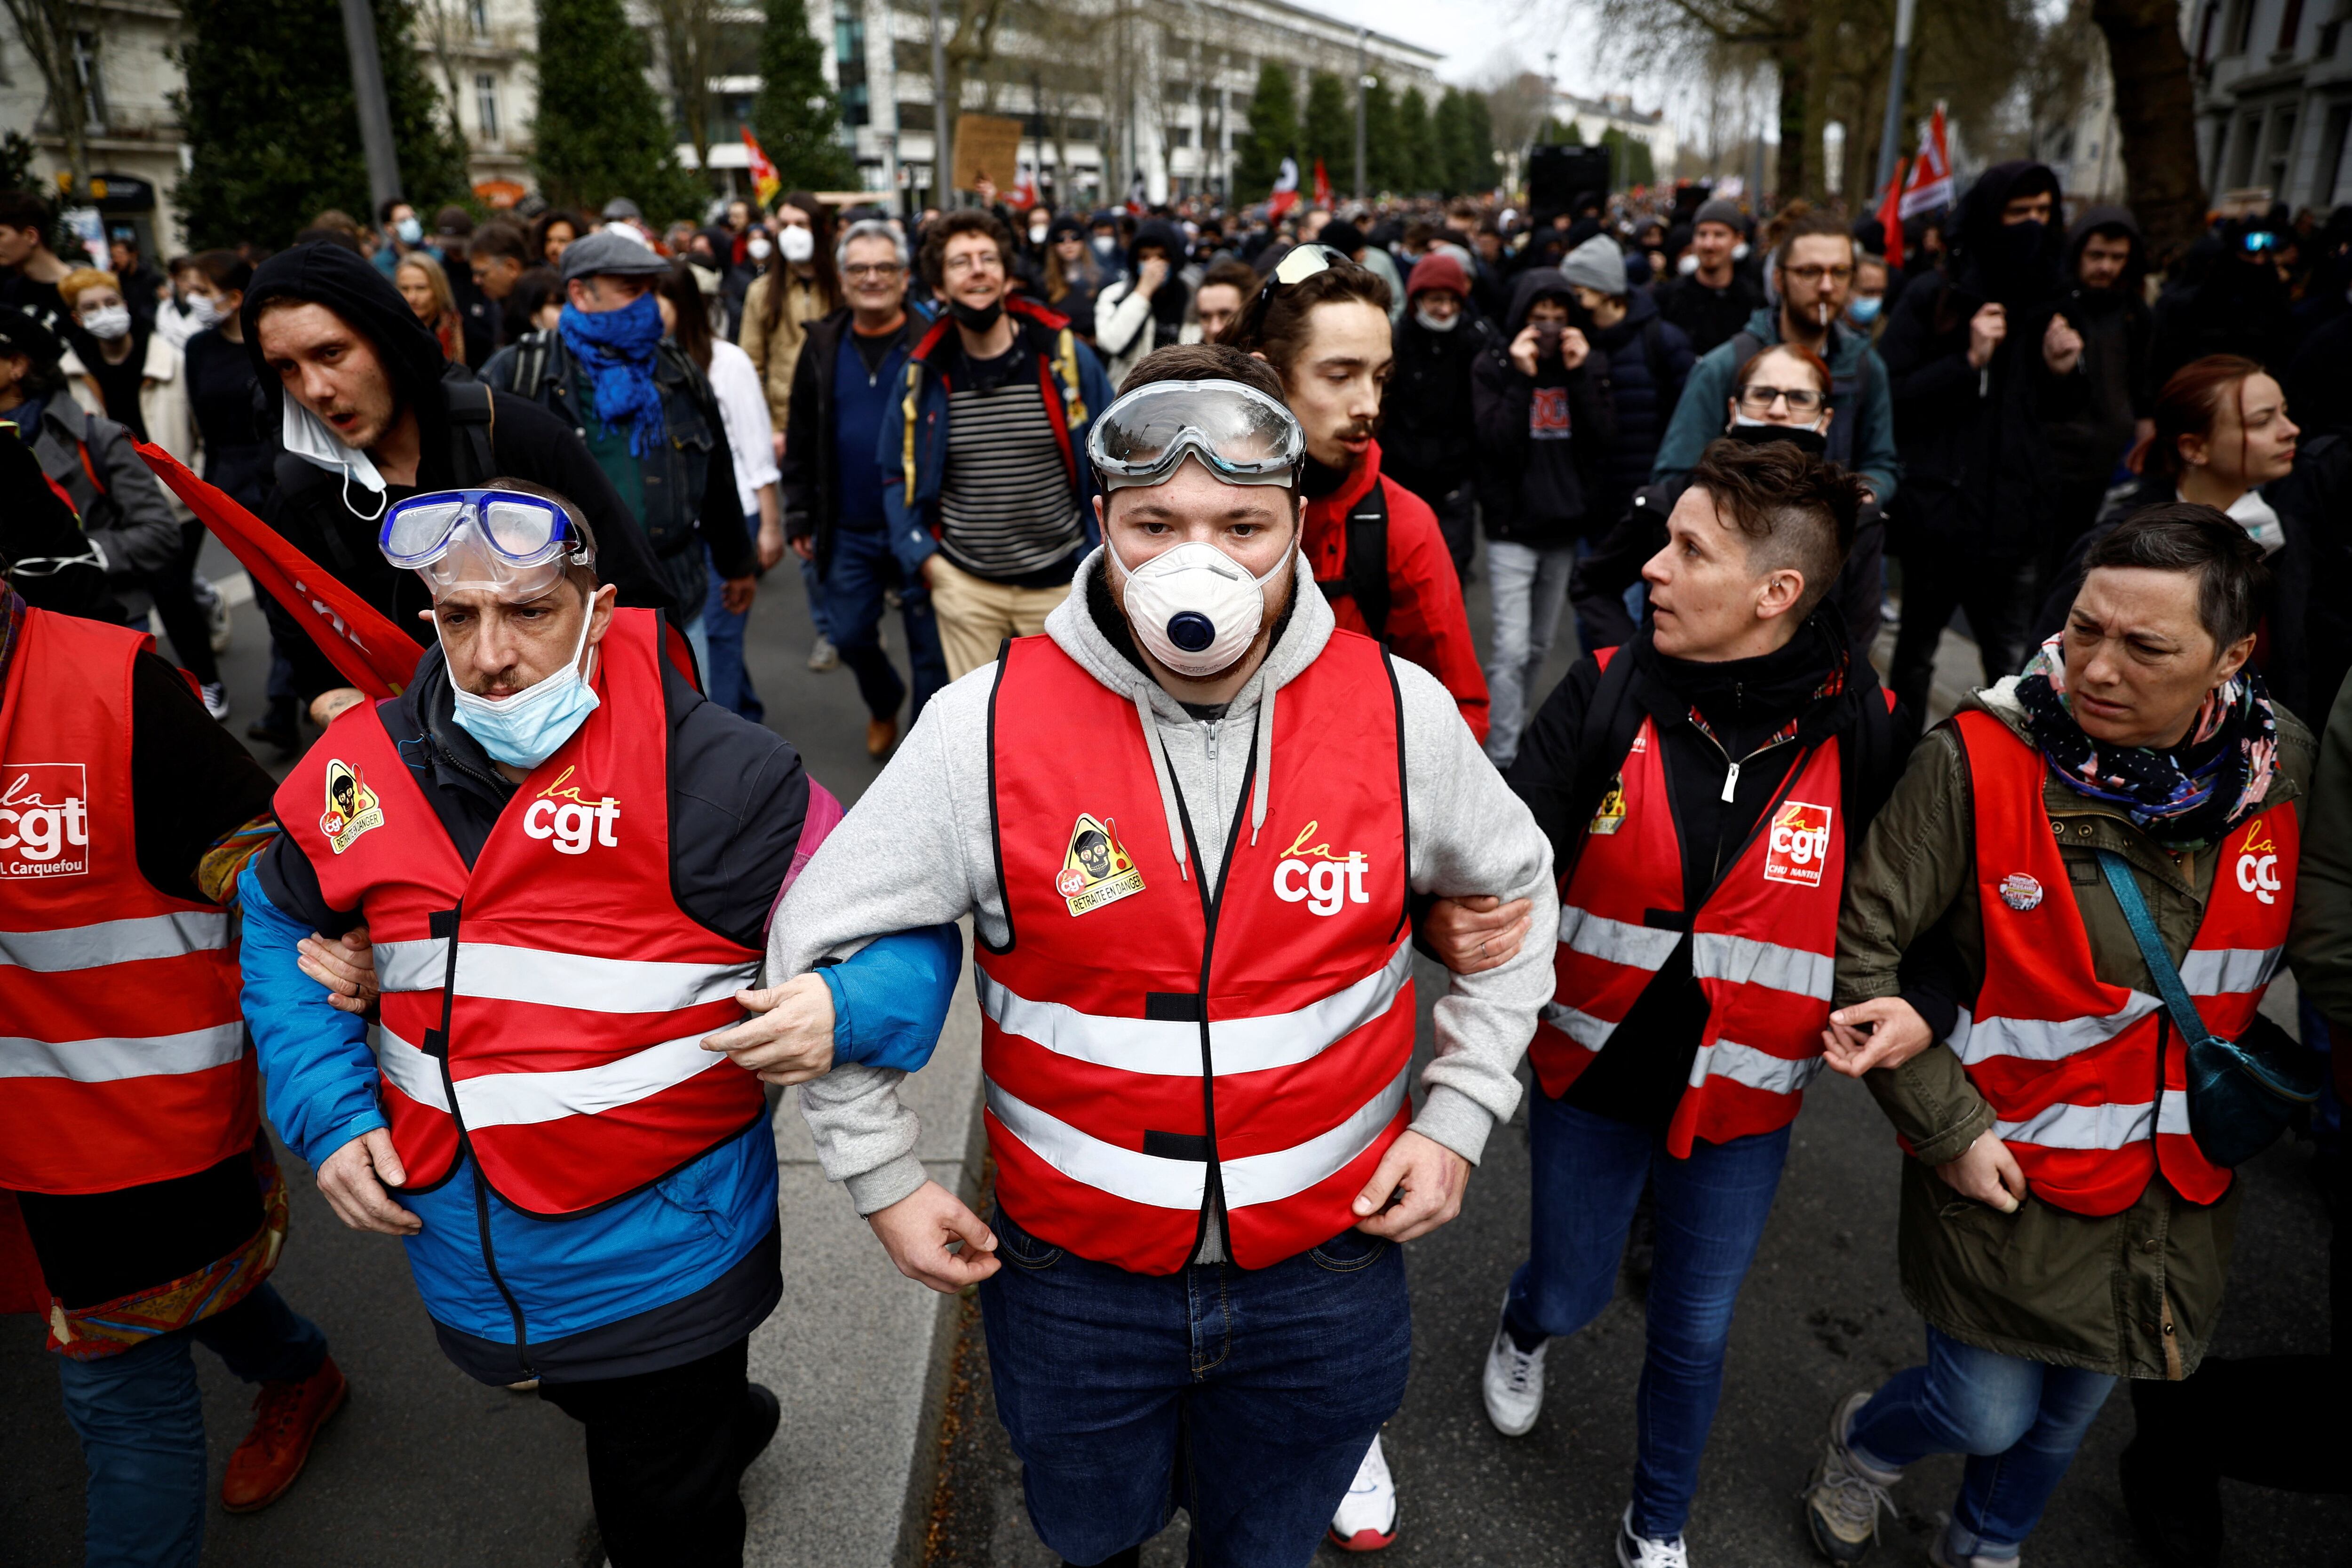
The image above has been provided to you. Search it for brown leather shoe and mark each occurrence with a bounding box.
[221,1354,347,1512]
[866,715,899,757]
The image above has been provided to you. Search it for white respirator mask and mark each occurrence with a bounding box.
[1112,536,1293,680]
[778,225,815,264]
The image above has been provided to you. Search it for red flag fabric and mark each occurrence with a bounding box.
[1312,158,1333,209]
[134,441,420,698]
[1268,156,1301,220]
[1899,105,1953,220]
[1877,158,1907,271]
[741,126,782,210]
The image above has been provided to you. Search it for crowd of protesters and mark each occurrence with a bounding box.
[3,151,2351,1568]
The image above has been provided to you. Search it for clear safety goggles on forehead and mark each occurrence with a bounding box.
[379,487,597,598]
[1085,379,1305,493]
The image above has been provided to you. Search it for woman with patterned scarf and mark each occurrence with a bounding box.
[1799,503,2324,1568]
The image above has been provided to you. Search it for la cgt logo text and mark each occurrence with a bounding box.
[1,764,91,878]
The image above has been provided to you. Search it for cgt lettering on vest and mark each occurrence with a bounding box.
[1764,800,1833,887]
[1271,820,1373,916]
[2235,816,2281,906]
[521,765,621,856]
[0,764,92,877]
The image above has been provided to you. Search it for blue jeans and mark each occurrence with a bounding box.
[1847,1324,2117,1558]
[822,526,947,725]
[53,1283,327,1568]
[701,546,763,722]
[1503,1094,1791,1539]
[799,554,833,642]
[979,1206,1411,1567]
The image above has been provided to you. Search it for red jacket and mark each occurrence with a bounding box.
[1304,440,1490,744]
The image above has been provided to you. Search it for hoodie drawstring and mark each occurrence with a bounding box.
[1132,688,1190,881]
[1249,678,1273,846]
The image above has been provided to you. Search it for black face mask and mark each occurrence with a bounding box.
[948,296,1004,334]
[1722,420,1830,459]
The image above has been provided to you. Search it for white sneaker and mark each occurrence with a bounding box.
[1802,1390,1900,1563]
[1481,1309,1547,1437]
[199,681,230,722]
[198,574,233,654]
[1615,1504,1690,1568]
[807,634,838,672]
[1326,1433,1397,1552]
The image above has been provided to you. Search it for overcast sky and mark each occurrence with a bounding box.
[1307,0,1591,90]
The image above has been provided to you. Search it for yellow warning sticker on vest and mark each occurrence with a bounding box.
[320,759,384,855]
[1055,812,1145,916]
[1589,774,1628,836]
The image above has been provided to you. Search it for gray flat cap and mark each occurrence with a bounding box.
[560,229,669,281]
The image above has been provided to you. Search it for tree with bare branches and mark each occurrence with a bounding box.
[2,0,98,195]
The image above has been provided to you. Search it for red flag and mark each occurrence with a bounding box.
[1312,158,1332,209]
[1268,156,1301,220]
[1899,105,1953,220]
[1877,157,1907,270]
[135,442,420,699]
[741,125,782,210]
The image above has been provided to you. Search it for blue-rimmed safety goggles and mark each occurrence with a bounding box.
[379,486,596,598]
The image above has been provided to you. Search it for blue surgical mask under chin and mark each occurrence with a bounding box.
[1847,295,1883,325]
[445,609,602,769]
[397,216,424,246]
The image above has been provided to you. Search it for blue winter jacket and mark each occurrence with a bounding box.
[876,293,1114,582]
[239,646,962,1385]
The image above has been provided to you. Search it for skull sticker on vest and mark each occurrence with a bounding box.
[319,760,384,856]
[1056,813,1145,915]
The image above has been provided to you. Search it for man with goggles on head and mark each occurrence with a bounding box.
[768,344,1555,1568]
[1222,242,1493,750]
[234,481,962,1568]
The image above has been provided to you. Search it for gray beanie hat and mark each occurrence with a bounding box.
[1562,233,1628,297]
[1693,198,1745,232]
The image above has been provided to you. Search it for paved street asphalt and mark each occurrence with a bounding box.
[5,542,2347,1568]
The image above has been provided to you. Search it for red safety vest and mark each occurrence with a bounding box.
[978,632,1414,1274]
[1528,654,1843,1156]
[0,609,254,1195]
[1951,709,2290,1214]
[274,610,766,1217]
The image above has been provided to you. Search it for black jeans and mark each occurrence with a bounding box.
[147,521,221,687]
[1891,546,2036,748]
[537,1336,760,1567]
[1430,480,1477,582]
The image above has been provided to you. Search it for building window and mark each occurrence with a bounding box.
[834,0,870,128]
[476,73,500,141]
[71,31,108,133]
[468,0,488,35]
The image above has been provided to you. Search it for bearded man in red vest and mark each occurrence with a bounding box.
[1459,437,1896,1568]
[763,342,1556,1568]
[0,434,345,1565]
[1803,505,2320,1568]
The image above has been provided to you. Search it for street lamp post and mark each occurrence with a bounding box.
[1354,26,1367,200]
[930,0,950,207]
[337,0,404,219]
[1873,0,1918,198]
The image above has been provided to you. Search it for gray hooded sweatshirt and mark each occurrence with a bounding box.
[770,547,1558,1251]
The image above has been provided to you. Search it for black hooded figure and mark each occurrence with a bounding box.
[2040,204,2154,561]
[241,240,678,708]
[1877,159,2077,746]
[2149,214,2295,382]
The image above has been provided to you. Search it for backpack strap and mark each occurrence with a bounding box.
[443,377,497,485]
[509,333,555,404]
[1316,478,1392,643]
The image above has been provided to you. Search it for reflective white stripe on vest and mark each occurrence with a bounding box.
[1996,1096,2185,1150]
[984,1064,1411,1212]
[374,939,449,995]
[1948,995,2161,1065]
[373,1022,453,1112]
[0,911,228,974]
[2180,946,2282,996]
[454,1031,737,1128]
[0,1022,244,1082]
[1541,1000,1616,1051]
[373,939,757,1014]
[1691,932,1834,1002]
[977,938,1411,1077]
[1688,1038,1823,1096]
[1558,907,1681,972]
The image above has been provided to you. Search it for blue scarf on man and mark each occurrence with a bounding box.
[558,294,667,458]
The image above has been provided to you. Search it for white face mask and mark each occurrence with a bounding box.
[184,293,224,328]
[282,399,388,517]
[80,304,133,341]
[1413,305,1460,334]
[1030,224,1050,245]
[1112,534,1293,680]
[1677,252,1700,277]
[747,236,772,261]
[778,225,815,264]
